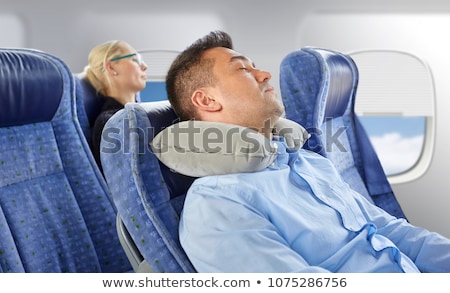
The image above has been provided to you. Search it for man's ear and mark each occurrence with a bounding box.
[191,88,222,112]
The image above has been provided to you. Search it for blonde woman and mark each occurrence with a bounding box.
[83,40,148,172]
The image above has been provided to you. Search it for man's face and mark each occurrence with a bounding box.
[204,47,284,132]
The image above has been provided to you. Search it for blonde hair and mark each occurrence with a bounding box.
[83,40,128,96]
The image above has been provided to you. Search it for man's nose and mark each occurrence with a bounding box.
[255,69,272,83]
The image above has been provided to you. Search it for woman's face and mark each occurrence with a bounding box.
[108,43,148,94]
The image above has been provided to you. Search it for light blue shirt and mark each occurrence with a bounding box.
[179,139,450,273]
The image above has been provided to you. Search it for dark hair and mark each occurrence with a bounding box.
[166,30,233,120]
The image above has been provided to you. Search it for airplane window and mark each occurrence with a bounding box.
[139,49,180,81]
[349,50,435,184]
[0,14,25,47]
[358,116,425,176]
[140,81,167,102]
[138,49,179,102]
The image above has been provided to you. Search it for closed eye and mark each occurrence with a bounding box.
[230,55,255,72]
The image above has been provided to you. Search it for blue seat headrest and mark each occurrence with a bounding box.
[138,101,196,197]
[74,72,143,128]
[74,72,104,128]
[144,100,179,133]
[0,49,63,127]
[280,48,356,123]
[317,49,356,120]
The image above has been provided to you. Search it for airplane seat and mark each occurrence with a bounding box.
[0,207,21,272]
[74,72,141,141]
[279,47,407,219]
[74,72,104,140]
[0,48,132,272]
[100,101,197,273]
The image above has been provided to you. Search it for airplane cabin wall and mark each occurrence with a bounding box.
[1,0,450,238]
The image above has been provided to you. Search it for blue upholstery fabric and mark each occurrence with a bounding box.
[279,47,406,219]
[101,101,196,272]
[74,72,103,140]
[0,207,23,272]
[0,48,132,272]
[74,72,142,142]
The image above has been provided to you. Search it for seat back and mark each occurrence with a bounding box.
[279,47,406,219]
[74,72,105,139]
[100,101,196,272]
[74,72,141,141]
[0,48,132,272]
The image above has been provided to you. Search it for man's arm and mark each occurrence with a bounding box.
[354,193,450,273]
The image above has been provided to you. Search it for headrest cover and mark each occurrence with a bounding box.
[74,72,104,127]
[280,47,356,124]
[317,50,355,119]
[0,49,63,127]
[150,118,309,177]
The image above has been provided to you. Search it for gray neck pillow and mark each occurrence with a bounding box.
[150,118,309,177]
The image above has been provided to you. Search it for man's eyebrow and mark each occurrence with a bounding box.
[229,55,255,67]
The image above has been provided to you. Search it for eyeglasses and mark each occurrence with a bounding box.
[109,53,145,67]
